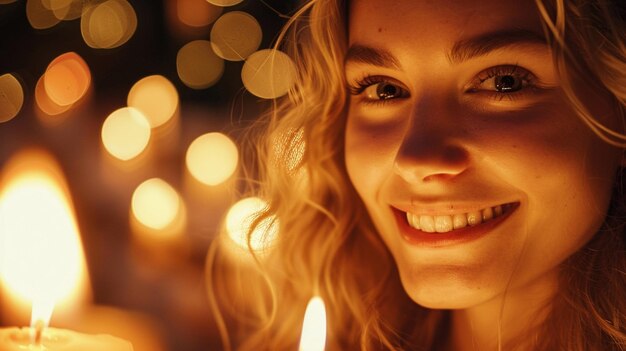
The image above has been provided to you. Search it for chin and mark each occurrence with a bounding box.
[398,270,498,310]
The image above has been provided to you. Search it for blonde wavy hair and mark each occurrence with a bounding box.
[206,0,626,350]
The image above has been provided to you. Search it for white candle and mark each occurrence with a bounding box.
[299,296,327,351]
[0,326,133,350]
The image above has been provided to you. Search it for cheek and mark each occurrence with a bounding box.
[344,113,405,198]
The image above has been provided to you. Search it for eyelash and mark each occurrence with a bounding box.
[348,65,541,105]
[348,76,409,106]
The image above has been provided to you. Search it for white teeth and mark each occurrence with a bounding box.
[419,216,435,233]
[406,212,420,229]
[434,215,453,233]
[467,211,482,226]
[452,214,467,229]
[406,203,512,233]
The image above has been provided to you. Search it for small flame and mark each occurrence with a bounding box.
[0,149,90,327]
[299,296,327,351]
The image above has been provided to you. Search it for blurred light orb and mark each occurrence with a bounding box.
[35,76,72,116]
[26,0,61,29]
[176,0,222,27]
[131,178,181,231]
[176,40,224,89]
[185,132,238,186]
[225,197,278,252]
[0,74,24,123]
[242,49,297,99]
[210,11,262,61]
[101,107,151,161]
[44,52,91,107]
[128,75,179,128]
[51,0,82,21]
[206,0,243,6]
[81,0,137,49]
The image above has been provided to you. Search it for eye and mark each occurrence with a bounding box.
[468,65,536,96]
[349,75,410,104]
[493,75,523,92]
[363,82,406,100]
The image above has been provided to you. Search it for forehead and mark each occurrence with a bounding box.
[348,0,545,48]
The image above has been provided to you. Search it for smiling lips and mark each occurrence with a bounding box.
[405,203,516,233]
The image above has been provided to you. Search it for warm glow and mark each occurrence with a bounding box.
[101,107,151,161]
[299,297,327,351]
[225,197,278,253]
[44,52,91,107]
[35,75,71,116]
[210,11,262,61]
[0,73,24,123]
[0,0,18,4]
[0,150,90,327]
[176,0,222,27]
[128,75,179,128]
[185,132,238,186]
[47,0,82,21]
[26,0,61,29]
[131,178,182,231]
[206,0,243,6]
[81,0,137,49]
[176,40,224,89]
[242,49,297,99]
[26,0,61,30]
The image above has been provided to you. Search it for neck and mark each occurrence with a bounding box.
[449,272,558,351]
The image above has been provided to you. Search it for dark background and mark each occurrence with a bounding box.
[0,1,299,350]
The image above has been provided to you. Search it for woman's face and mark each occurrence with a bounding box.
[344,0,621,308]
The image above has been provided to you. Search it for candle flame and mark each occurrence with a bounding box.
[0,149,90,327]
[299,296,327,351]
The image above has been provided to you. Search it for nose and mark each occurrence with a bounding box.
[394,102,470,183]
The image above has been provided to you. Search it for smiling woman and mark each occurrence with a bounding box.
[207,0,626,350]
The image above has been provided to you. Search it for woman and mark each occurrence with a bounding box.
[208,0,626,350]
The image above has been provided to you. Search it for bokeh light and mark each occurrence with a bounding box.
[101,107,151,161]
[0,74,24,123]
[128,75,179,129]
[50,0,82,21]
[225,197,278,253]
[44,52,91,107]
[35,75,72,116]
[210,11,262,61]
[242,49,297,99]
[131,178,182,231]
[206,0,243,6]
[26,0,61,30]
[185,132,238,186]
[81,0,137,49]
[176,40,224,89]
[176,0,222,27]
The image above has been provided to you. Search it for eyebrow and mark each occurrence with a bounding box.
[448,29,547,64]
[345,29,547,69]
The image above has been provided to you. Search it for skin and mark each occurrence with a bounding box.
[343,0,622,349]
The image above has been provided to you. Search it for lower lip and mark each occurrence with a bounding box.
[393,204,518,247]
